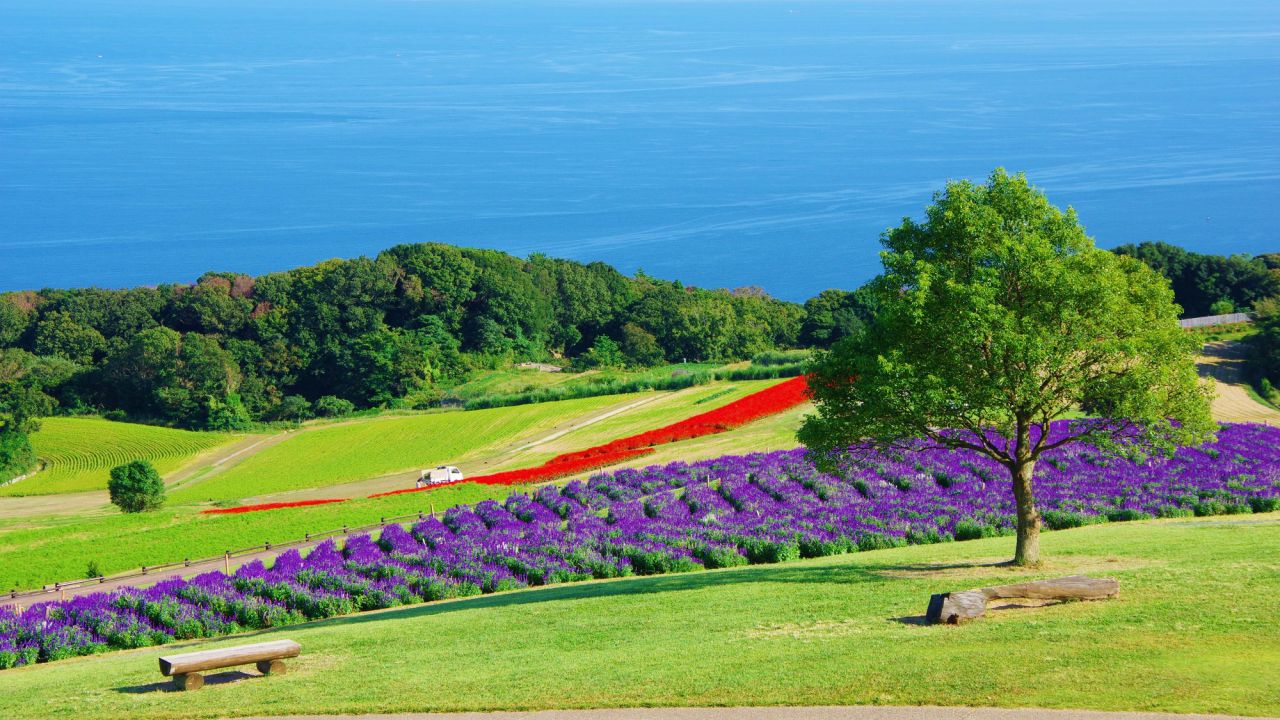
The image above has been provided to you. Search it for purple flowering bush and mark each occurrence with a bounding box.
[3,422,1277,669]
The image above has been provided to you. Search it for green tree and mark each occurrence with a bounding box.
[108,460,165,513]
[619,322,664,366]
[1246,297,1280,387]
[801,287,879,347]
[0,350,56,481]
[581,335,625,368]
[33,312,106,365]
[799,169,1214,566]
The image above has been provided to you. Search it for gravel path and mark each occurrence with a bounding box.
[1197,341,1280,425]
[247,706,1274,720]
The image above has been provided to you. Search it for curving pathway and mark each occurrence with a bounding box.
[249,706,1274,720]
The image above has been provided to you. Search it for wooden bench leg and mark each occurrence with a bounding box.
[174,672,204,691]
[256,659,286,676]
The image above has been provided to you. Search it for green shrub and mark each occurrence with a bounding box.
[1105,508,1153,522]
[269,395,313,422]
[1249,496,1280,513]
[0,430,36,482]
[107,460,165,513]
[953,520,999,541]
[856,532,904,552]
[314,395,356,418]
[1042,510,1106,530]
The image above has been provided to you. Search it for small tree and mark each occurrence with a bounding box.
[108,460,165,513]
[799,169,1214,566]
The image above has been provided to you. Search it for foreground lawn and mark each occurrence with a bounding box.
[2,419,242,497]
[2,514,1277,719]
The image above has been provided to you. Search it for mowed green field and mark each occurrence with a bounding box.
[169,393,641,503]
[0,418,241,497]
[2,515,1276,719]
[490,379,781,470]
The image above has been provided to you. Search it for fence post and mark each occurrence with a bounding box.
[430,503,435,517]
[305,532,310,541]
[224,551,231,575]
[141,566,147,575]
[265,541,272,551]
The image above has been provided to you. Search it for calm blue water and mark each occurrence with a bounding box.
[2,0,1277,300]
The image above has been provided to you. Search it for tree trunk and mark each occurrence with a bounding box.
[1010,458,1040,566]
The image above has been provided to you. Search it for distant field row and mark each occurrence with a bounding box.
[1,419,241,498]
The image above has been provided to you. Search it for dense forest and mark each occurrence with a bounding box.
[0,243,874,434]
[1112,242,1279,317]
[0,239,1275,481]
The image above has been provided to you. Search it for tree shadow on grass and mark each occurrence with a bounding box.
[297,561,894,633]
[114,670,256,694]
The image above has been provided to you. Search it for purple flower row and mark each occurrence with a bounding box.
[3,421,1276,669]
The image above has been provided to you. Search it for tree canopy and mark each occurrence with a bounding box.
[800,169,1215,566]
[1112,241,1279,317]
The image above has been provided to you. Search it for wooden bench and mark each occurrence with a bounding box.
[158,639,301,690]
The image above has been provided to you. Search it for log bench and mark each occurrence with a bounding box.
[158,639,300,690]
[926,575,1118,625]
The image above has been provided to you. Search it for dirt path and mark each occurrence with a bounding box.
[1197,341,1280,425]
[249,706,1272,720]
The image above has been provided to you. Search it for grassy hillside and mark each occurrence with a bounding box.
[1,419,241,497]
[1,514,1276,719]
[169,394,638,503]
[490,379,782,470]
[0,483,515,589]
[0,379,805,587]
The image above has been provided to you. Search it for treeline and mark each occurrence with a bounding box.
[1112,242,1279,317]
[0,244,876,439]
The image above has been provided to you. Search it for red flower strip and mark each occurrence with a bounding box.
[201,498,348,515]
[366,376,810,498]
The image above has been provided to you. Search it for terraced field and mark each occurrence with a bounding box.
[169,393,646,503]
[1,418,241,497]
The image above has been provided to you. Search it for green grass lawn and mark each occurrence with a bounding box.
[2,514,1277,719]
[169,394,639,503]
[1,419,242,497]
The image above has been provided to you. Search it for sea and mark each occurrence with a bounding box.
[2,0,1277,301]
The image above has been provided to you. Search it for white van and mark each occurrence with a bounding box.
[418,465,464,487]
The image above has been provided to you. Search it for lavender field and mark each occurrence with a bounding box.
[3,422,1278,669]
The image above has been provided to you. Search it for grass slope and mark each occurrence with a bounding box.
[490,379,781,470]
[2,514,1277,719]
[0,381,801,587]
[0,483,516,589]
[169,394,637,503]
[1,419,240,497]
